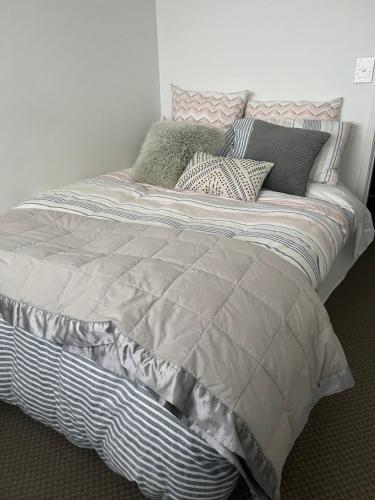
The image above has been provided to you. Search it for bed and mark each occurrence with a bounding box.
[0,169,373,500]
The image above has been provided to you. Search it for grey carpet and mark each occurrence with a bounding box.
[0,243,374,499]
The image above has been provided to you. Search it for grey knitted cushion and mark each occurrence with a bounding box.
[244,120,330,196]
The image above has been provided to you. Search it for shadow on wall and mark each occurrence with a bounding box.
[0,0,160,214]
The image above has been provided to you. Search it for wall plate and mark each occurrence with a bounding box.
[354,57,375,84]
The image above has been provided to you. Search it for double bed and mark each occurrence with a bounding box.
[0,169,373,499]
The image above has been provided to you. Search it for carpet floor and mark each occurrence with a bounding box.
[0,244,374,499]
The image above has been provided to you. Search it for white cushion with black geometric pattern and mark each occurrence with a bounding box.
[175,152,273,202]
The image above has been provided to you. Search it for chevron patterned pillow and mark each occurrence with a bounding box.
[172,84,249,128]
[175,152,273,202]
[244,97,343,121]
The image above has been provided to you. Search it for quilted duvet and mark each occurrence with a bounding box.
[0,207,353,499]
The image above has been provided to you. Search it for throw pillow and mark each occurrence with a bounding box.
[244,120,330,196]
[227,117,351,184]
[131,121,225,189]
[244,97,343,121]
[172,84,249,128]
[175,152,273,202]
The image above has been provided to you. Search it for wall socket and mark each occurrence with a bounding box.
[354,57,375,84]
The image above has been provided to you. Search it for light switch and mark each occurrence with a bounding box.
[354,57,375,84]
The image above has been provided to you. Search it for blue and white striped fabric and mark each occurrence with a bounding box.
[219,127,236,157]
[0,317,239,500]
[223,118,255,159]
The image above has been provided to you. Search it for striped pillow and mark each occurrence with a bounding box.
[175,152,273,202]
[244,97,343,122]
[172,84,249,129]
[226,118,352,185]
[220,127,236,156]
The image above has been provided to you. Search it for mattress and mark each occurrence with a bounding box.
[0,171,372,500]
[306,182,374,301]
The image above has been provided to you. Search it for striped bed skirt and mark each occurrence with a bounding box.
[0,317,239,499]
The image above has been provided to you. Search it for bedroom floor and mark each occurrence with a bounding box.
[0,244,374,500]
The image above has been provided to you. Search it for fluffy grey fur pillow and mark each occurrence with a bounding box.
[131,120,225,189]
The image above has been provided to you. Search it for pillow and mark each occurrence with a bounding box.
[219,127,236,156]
[244,120,330,196]
[227,117,352,184]
[172,84,249,128]
[175,152,273,202]
[244,97,343,121]
[131,121,225,189]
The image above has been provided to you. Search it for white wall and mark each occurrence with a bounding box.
[0,0,160,213]
[157,0,375,200]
